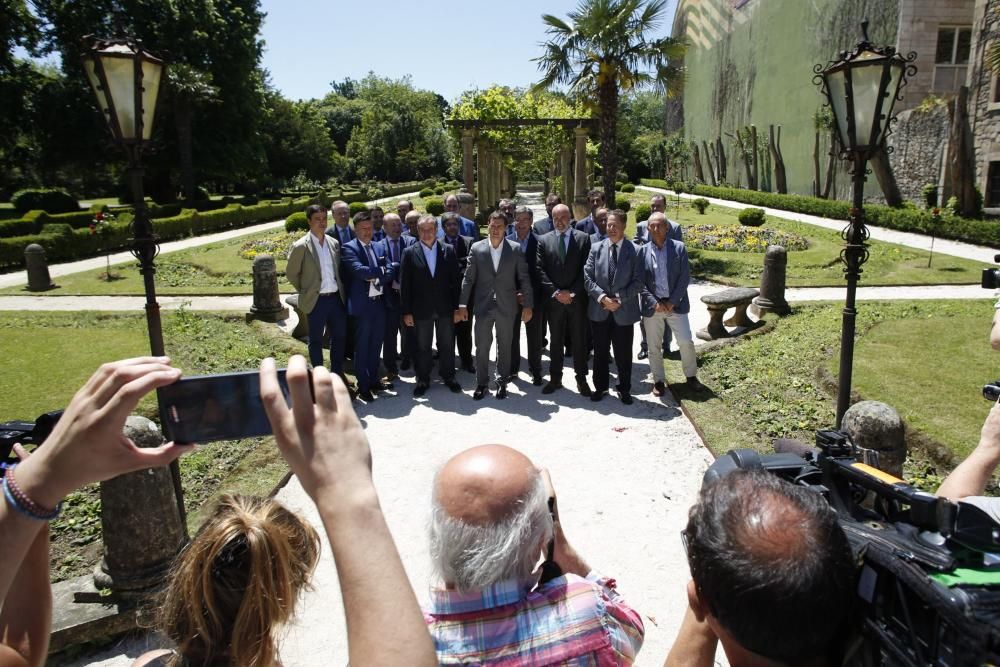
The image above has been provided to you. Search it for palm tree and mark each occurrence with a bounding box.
[533,0,685,201]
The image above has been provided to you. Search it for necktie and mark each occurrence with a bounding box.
[558,233,566,261]
[365,244,376,268]
[391,239,397,263]
[609,243,618,285]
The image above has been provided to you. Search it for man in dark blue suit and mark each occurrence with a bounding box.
[341,210,396,402]
[441,213,476,373]
[635,208,683,361]
[507,206,546,385]
[371,205,387,242]
[575,190,605,236]
[533,193,560,236]
[584,210,643,404]
[440,194,480,240]
[589,207,609,245]
[326,200,355,246]
[381,213,414,380]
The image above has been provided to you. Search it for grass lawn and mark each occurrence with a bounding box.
[0,309,309,581]
[666,299,996,492]
[620,193,983,287]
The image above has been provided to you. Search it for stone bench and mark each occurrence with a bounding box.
[285,294,309,340]
[696,287,760,341]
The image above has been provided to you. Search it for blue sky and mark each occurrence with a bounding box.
[259,0,679,103]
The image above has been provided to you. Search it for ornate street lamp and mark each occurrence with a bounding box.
[82,35,165,356]
[814,21,916,427]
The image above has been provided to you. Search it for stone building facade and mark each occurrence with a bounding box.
[967,0,1000,208]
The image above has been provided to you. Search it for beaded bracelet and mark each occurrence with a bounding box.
[3,464,61,521]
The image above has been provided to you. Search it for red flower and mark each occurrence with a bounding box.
[95,212,104,221]
[932,207,941,216]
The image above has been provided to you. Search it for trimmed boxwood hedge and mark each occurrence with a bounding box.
[0,197,311,270]
[639,179,1000,249]
[11,188,79,214]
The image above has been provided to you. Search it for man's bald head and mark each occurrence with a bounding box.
[431,445,553,591]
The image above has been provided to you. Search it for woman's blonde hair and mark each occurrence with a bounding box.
[157,494,320,667]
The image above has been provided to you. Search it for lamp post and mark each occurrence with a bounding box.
[814,21,915,427]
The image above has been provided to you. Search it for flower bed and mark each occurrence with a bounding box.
[238,231,299,260]
[684,224,809,253]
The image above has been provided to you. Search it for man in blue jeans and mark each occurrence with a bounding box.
[286,204,349,381]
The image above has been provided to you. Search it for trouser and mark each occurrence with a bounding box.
[415,315,456,383]
[591,316,635,394]
[307,294,347,374]
[639,319,672,353]
[546,299,589,384]
[401,326,416,366]
[643,310,697,382]
[510,297,545,377]
[455,308,474,366]
[383,301,402,375]
[474,309,513,387]
[353,303,386,393]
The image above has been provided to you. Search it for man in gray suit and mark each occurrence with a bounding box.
[286,204,348,378]
[637,215,705,396]
[584,209,643,405]
[457,212,534,400]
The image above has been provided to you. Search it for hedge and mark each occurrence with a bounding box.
[0,196,311,270]
[424,197,444,216]
[11,188,79,214]
[639,179,1000,249]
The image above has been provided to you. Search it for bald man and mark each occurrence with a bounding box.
[425,445,644,665]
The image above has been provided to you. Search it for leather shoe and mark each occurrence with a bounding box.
[531,373,544,386]
[413,382,429,398]
[375,381,394,392]
[541,381,561,395]
[616,387,634,405]
[686,377,707,392]
[444,379,462,393]
[496,384,508,400]
[473,385,488,400]
[637,349,648,360]
[400,359,411,371]
[590,390,606,402]
[385,372,400,381]
[358,389,376,402]
[652,381,667,397]
[576,379,593,398]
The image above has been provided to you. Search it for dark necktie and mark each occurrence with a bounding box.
[558,233,566,261]
[365,244,376,268]
[390,239,398,263]
[609,243,618,285]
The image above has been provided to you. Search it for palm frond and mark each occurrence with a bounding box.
[989,40,1000,76]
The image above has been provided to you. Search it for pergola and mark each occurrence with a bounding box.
[447,118,598,217]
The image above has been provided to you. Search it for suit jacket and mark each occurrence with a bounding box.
[637,239,691,317]
[584,239,643,325]
[327,223,356,246]
[536,229,592,298]
[443,234,474,273]
[633,219,682,245]
[340,239,396,317]
[507,231,544,298]
[436,215,479,241]
[533,216,554,236]
[590,231,608,246]
[400,241,460,320]
[382,235,415,309]
[285,232,346,314]
[460,239,533,318]
[575,213,597,235]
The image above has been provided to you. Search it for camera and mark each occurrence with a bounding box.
[986,380,1000,402]
[706,431,1000,665]
[0,410,63,463]
[983,253,1000,289]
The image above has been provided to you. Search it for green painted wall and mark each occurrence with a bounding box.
[678,0,899,195]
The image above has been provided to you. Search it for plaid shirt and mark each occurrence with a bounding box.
[424,572,644,666]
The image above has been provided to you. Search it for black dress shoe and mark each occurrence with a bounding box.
[531,373,544,386]
[473,385,488,400]
[444,379,462,393]
[413,382,429,397]
[358,390,376,402]
[637,349,648,360]
[576,380,592,398]
[541,382,561,395]
[652,381,667,397]
[590,390,606,402]
[375,381,394,392]
[616,387,634,405]
[496,384,508,399]
[400,359,411,371]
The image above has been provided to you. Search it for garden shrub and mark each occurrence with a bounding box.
[614,196,631,213]
[419,187,435,198]
[349,202,368,216]
[424,197,445,216]
[685,224,809,252]
[12,188,78,215]
[621,183,635,193]
[739,208,766,227]
[692,198,710,214]
[40,223,74,238]
[922,184,938,209]
[434,186,445,195]
[615,181,625,191]
[0,219,35,237]
[635,203,652,223]
[285,212,309,233]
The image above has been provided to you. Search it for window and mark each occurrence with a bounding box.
[934,26,973,93]
[987,162,1000,208]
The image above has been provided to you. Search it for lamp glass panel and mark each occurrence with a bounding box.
[826,69,850,149]
[83,58,113,132]
[849,55,886,148]
[875,60,905,144]
[140,58,162,140]
[99,54,139,139]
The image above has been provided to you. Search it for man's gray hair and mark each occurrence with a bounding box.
[441,211,460,225]
[417,214,437,229]
[430,472,553,592]
[514,205,533,219]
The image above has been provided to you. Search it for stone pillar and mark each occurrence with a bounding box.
[841,401,907,478]
[573,126,589,213]
[751,245,792,317]
[94,416,187,595]
[560,144,574,209]
[500,162,512,199]
[461,128,476,201]
[247,255,289,323]
[25,243,55,291]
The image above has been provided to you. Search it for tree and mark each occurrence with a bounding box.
[533,0,685,199]
[259,88,337,186]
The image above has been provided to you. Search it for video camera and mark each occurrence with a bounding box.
[706,430,1000,666]
[984,253,1000,290]
[0,410,63,464]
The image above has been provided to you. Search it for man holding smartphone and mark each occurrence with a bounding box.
[286,204,349,381]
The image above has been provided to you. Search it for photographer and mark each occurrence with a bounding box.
[937,398,1000,514]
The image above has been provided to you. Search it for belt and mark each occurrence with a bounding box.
[319,292,338,296]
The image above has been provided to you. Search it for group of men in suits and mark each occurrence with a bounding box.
[285,191,703,405]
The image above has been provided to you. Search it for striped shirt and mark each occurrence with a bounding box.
[424,573,644,665]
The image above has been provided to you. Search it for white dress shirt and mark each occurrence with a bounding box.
[310,233,338,293]
[489,241,504,272]
[421,241,438,277]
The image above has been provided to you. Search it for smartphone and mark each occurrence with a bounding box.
[158,369,303,444]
